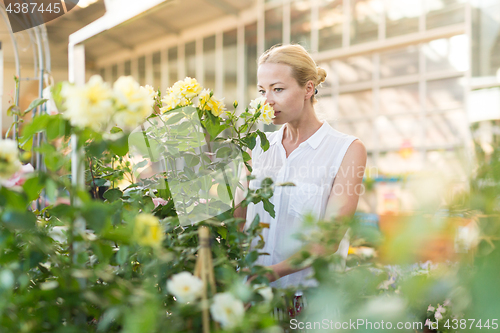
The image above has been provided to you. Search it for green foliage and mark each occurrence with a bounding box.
[0,82,284,332]
[12,78,500,333]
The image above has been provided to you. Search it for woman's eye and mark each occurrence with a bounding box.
[258,90,265,95]
[275,88,283,92]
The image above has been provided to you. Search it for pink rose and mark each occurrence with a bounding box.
[153,197,168,208]
[2,164,34,188]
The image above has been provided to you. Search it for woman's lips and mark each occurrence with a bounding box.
[274,111,281,115]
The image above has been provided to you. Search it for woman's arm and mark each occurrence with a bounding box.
[265,140,367,282]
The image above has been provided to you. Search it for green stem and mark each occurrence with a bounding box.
[246,118,257,137]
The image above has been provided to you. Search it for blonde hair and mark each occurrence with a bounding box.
[258,44,327,103]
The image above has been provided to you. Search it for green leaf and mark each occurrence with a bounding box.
[216,147,233,159]
[256,130,270,151]
[92,242,114,263]
[110,126,123,134]
[199,175,212,192]
[35,142,56,155]
[276,182,296,187]
[244,132,257,150]
[98,308,122,332]
[2,210,36,230]
[82,202,111,233]
[128,131,159,161]
[165,112,185,125]
[245,250,259,264]
[242,151,251,162]
[244,161,252,173]
[262,177,274,188]
[45,179,58,203]
[22,177,44,202]
[39,144,65,172]
[0,187,28,210]
[217,227,227,240]
[217,183,231,203]
[103,188,123,202]
[141,195,155,212]
[116,246,129,265]
[7,105,21,117]
[109,135,129,157]
[101,225,132,244]
[20,136,33,151]
[239,123,248,133]
[204,112,224,139]
[48,203,75,220]
[183,166,196,180]
[262,199,275,218]
[23,98,47,116]
[45,115,67,141]
[110,200,123,226]
[123,300,159,333]
[20,114,51,144]
[183,153,200,168]
[249,213,260,230]
[50,82,65,112]
[132,159,149,172]
[87,140,108,158]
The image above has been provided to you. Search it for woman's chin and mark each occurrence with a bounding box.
[272,112,285,125]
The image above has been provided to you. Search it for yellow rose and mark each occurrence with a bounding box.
[134,213,164,248]
[248,97,275,125]
[112,77,155,131]
[160,91,189,112]
[169,77,202,101]
[258,103,275,125]
[198,89,225,117]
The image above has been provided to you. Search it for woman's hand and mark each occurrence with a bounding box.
[244,266,280,284]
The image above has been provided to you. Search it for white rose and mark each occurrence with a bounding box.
[61,75,114,132]
[253,284,273,304]
[357,247,376,259]
[1,163,34,188]
[210,292,245,329]
[248,96,267,114]
[0,139,22,182]
[166,272,203,303]
[112,77,155,132]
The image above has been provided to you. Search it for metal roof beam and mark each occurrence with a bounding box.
[148,16,180,35]
[203,0,239,16]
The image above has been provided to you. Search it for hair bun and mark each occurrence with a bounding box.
[316,66,327,86]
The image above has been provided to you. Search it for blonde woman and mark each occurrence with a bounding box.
[237,44,367,291]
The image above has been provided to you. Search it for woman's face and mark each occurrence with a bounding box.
[257,63,312,125]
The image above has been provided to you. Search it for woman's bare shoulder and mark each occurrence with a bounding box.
[343,139,367,165]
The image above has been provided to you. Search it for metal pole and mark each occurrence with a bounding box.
[0,7,21,141]
[34,26,46,210]
[68,44,86,194]
[39,25,51,209]
[68,43,87,324]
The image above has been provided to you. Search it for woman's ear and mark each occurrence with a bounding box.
[304,80,315,100]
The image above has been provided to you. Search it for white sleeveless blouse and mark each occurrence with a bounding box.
[245,120,358,288]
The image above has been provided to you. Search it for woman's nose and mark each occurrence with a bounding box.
[264,92,273,105]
